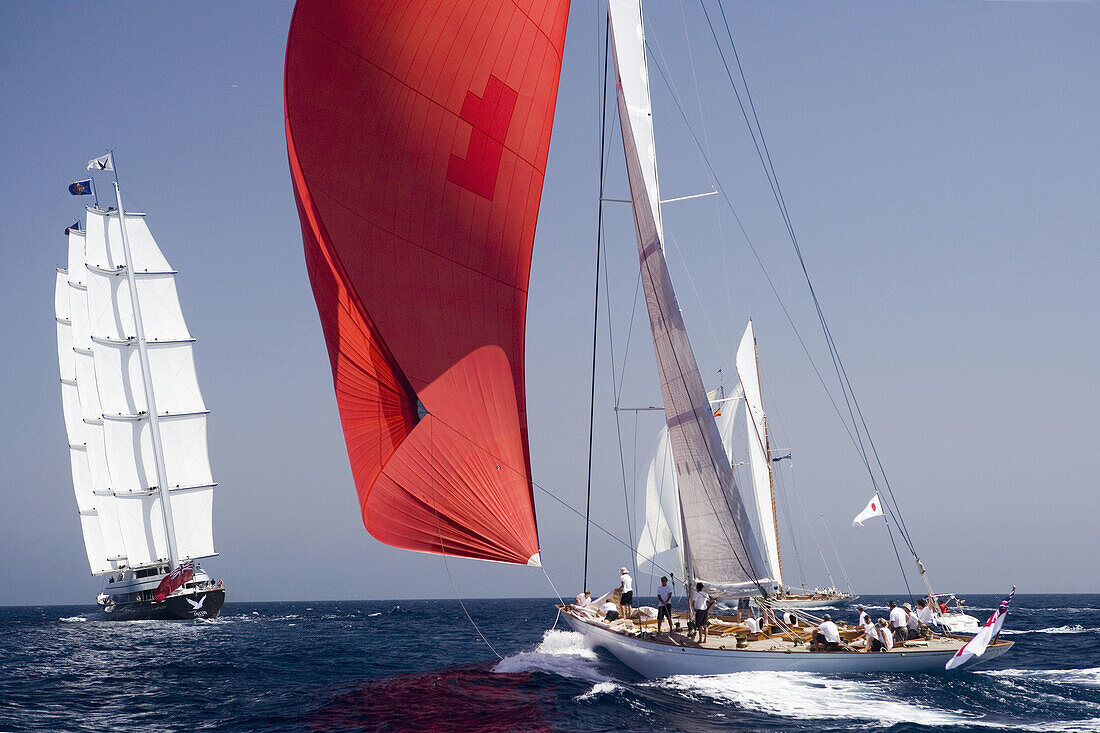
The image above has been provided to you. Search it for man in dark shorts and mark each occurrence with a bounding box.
[691,582,712,642]
[618,567,634,620]
[655,576,673,632]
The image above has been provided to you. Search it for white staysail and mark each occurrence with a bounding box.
[57,207,217,574]
[609,0,772,596]
[736,321,783,587]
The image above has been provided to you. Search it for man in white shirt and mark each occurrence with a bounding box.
[655,576,673,633]
[916,597,935,630]
[814,613,841,651]
[574,590,593,608]
[618,567,634,620]
[600,600,620,622]
[860,616,879,652]
[856,604,869,627]
[888,601,908,643]
[691,583,712,642]
[904,603,921,640]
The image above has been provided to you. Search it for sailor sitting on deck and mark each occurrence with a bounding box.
[876,618,895,652]
[859,614,879,652]
[575,590,594,607]
[813,614,841,651]
[915,598,935,634]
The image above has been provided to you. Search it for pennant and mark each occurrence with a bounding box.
[65,220,81,235]
[946,587,1015,670]
[87,154,113,172]
[68,179,94,196]
[853,493,884,526]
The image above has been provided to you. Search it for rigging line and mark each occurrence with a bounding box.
[819,513,854,595]
[882,509,914,601]
[645,50,867,463]
[532,475,672,579]
[583,13,613,592]
[427,411,503,661]
[666,230,728,366]
[603,212,639,579]
[677,2,736,339]
[712,1,921,557]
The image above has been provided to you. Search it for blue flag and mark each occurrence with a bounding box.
[68,179,94,196]
[65,221,81,235]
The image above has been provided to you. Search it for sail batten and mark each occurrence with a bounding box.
[610,0,772,595]
[285,0,569,565]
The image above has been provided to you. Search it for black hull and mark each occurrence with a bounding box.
[101,588,226,621]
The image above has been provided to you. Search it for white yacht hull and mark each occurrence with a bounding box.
[777,595,858,609]
[563,614,1012,677]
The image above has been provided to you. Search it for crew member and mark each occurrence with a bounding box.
[618,567,634,620]
[655,576,673,633]
[691,583,712,643]
[814,613,841,651]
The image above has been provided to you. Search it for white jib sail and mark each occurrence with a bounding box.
[736,321,783,587]
[610,0,772,595]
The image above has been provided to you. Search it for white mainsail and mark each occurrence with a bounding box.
[609,0,772,596]
[57,207,216,574]
[736,321,783,588]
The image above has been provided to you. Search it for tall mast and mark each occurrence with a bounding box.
[109,156,180,569]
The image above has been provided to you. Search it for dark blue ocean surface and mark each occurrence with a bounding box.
[1,594,1098,731]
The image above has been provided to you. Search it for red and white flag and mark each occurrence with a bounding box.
[153,561,194,603]
[946,587,1015,670]
[852,494,884,526]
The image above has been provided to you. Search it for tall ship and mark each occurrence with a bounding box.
[55,156,225,620]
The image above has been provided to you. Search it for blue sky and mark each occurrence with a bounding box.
[0,1,1096,605]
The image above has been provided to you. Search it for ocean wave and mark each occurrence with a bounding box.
[367,612,382,617]
[1000,626,1100,635]
[656,672,977,726]
[979,668,1100,687]
[59,616,87,622]
[492,629,608,682]
[574,681,622,701]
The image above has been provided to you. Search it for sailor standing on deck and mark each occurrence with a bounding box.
[618,567,634,620]
[856,604,869,626]
[655,576,673,633]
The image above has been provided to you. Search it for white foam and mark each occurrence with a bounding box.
[575,681,622,701]
[1000,626,1100,635]
[493,630,609,682]
[367,612,382,617]
[59,616,87,622]
[656,672,976,726]
[979,668,1100,687]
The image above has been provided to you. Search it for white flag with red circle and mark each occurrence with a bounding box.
[853,494,884,526]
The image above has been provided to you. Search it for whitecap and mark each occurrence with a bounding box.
[656,671,976,726]
[367,612,382,617]
[575,681,621,701]
[59,616,87,622]
[1000,626,1099,636]
[979,668,1100,687]
[493,629,608,682]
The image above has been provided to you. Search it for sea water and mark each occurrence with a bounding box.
[1,594,1098,731]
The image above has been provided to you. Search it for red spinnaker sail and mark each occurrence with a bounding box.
[284,0,569,565]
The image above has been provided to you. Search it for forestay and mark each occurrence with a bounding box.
[609,0,772,596]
